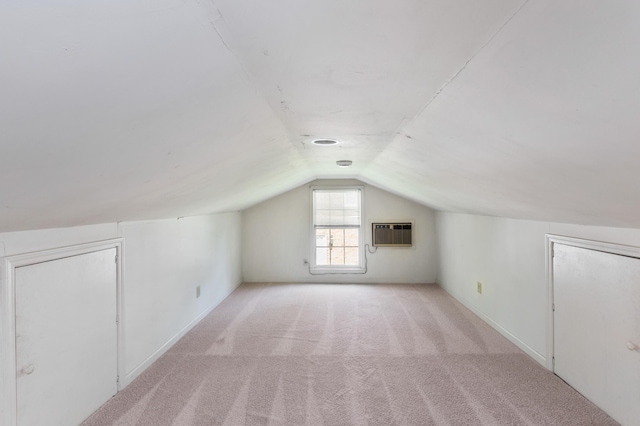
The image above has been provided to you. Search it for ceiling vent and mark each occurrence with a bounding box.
[312,139,339,146]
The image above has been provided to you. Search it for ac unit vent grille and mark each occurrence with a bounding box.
[372,223,413,247]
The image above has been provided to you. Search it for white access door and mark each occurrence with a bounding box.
[15,248,118,426]
[553,243,640,426]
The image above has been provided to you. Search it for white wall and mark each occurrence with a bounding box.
[0,213,242,401]
[242,179,437,283]
[435,211,640,365]
[119,214,242,379]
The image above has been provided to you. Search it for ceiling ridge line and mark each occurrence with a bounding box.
[398,0,532,135]
[202,1,312,170]
[361,1,532,194]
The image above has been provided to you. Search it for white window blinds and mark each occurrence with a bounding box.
[313,189,361,228]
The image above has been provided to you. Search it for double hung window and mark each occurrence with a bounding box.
[311,187,363,271]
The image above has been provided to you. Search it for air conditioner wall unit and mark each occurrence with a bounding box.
[372,223,413,247]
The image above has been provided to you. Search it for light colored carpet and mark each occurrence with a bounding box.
[83,283,617,425]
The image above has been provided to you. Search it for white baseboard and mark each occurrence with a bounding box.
[438,284,546,366]
[122,298,223,388]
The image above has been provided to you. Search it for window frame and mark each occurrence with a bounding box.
[310,185,365,273]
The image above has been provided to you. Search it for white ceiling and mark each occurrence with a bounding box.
[2,0,640,232]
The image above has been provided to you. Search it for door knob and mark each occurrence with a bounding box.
[627,341,638,351]
[23,364,34,375]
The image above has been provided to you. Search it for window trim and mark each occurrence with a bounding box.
[310,185,365,273]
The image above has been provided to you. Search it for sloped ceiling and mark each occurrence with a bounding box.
[2,0,640,232]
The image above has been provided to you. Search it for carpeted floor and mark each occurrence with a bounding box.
[83,283,617,425]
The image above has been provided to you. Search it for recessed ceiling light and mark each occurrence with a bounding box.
[312,139,339,146]
[336,160,353,167]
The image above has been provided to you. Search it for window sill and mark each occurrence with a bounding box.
[310,266,366,274]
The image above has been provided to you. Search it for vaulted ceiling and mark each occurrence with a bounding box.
[2,0,640,232]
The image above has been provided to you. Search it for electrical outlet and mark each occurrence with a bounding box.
[303,258,309,265]
[196,285,201,298]
[477,281,483,294]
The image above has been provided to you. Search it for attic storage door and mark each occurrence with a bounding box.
[553,243,640,425]
[15,248,118,426]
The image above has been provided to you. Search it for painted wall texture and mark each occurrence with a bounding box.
[0,213,242,397]
[242,179,437,283]
[435,212,640,365]
[118,214,242,377]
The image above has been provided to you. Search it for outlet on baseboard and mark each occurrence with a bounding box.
[196,285,201,298]
[476,281,483,294]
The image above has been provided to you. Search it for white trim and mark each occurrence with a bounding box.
[545,234,640,373]
[545,235,554,371]
[117,241,126,391]
[0,239,124,426]
[122,301,219,386]
[309,185,365,272]
[438,285,546,366]
[439,286,545,365]
[0,253,17,426]
[309,266,367,274]
[546,234,640,259]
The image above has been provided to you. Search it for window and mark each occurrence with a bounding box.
[311,187,363,270]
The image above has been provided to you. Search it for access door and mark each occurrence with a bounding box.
[553,243,640,425]
[15,248,118,425]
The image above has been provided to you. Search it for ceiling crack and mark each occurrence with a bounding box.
[209,20,232,53]
[205,2,232,54]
